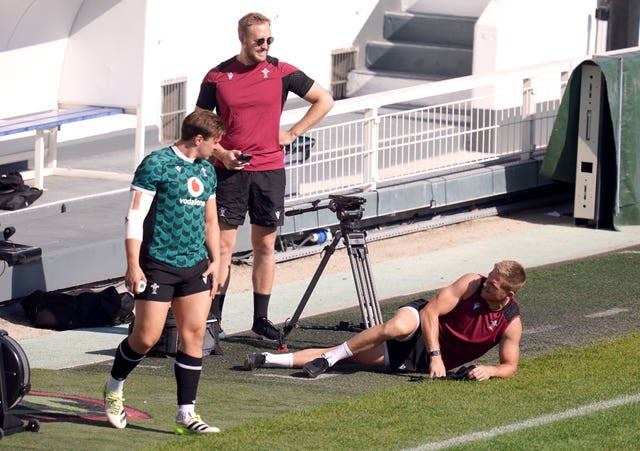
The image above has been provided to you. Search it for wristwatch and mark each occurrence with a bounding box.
[428,350,441,357]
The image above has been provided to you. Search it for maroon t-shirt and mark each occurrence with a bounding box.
[386,277,521,372]
[439,282,520,369]
[196,56,314,171]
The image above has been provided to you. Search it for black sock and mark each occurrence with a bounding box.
[253,292,271,320]
[174,351,202,406]
[110,338,145,381]
[211,294,226,322]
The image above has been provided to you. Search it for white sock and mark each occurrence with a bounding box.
[263,352,294,368]
[177,404,196,421]
[322,342,353,367]
[106,376,125,393]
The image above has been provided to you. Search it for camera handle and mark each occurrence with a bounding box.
[278,222,383,352]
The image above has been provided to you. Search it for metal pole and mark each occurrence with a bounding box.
[595,5,609,54]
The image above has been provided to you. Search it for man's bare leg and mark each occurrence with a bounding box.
[245,307,420,373]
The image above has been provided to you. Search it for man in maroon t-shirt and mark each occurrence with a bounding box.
[195,12,333,346]
[244,260,526,381]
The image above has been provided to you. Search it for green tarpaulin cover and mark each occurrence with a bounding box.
[540,50,640,228]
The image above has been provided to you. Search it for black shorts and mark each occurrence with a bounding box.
[215,167,285,227]
[385,299,429,372]
[137,257,211,302]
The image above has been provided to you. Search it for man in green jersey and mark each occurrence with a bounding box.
[103,110,225,434]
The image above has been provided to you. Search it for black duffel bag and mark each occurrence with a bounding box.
[21,287,134,330]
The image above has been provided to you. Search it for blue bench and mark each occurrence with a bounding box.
[0,106,126,188]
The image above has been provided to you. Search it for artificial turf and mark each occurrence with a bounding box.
[5,248,640,450]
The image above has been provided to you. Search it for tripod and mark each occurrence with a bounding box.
[278,195,383,352]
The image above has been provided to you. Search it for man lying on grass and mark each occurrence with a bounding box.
[245,260,525,380]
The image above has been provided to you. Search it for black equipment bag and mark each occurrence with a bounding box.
[0,172,42,211]
[129,309,217,357]
[20,287,134,330]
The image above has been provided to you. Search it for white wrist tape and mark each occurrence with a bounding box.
[125,189,154,241]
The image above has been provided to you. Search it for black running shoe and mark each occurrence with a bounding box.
[251,317,280,341]
[244,352,267,370]
[303,357,330,378]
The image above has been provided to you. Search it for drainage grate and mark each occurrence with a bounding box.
[160,77,187,143]
[331,47,357,99]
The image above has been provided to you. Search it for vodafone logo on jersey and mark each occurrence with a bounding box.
[180,177,206,207]
[187,176,205,197]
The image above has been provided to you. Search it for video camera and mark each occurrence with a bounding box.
[286,195,366,219]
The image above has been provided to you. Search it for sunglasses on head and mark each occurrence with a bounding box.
[254,37,275,47]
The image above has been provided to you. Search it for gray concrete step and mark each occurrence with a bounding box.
[348,4,480,99]
[383,12,476,48]
[407,0,490,18]
[365,41,473,78]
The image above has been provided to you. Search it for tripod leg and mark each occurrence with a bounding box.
[360,239,383,324]
[350,247,383,327]
[347,245,373,327]
[358,249,384,325]
[281,231,342,341]
[345,232,383,328]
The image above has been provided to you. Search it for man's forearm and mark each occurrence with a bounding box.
[211,144,229,160]
[287,87,334,138]
[420,310,441,352]
[125,238,142,269]
[288,101,331,137]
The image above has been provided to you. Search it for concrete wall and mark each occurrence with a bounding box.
[0,0,84,118]
[0,0,379,144]
[58,0,145,111]
[474,0,597,75]
[1,0,601,146]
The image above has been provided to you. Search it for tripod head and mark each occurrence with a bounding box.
[328,195,365,223]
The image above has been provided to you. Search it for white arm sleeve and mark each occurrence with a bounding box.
[125,189,154,241]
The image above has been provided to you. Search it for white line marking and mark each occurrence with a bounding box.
[405,393,640,451]
[0,187,128,215]
[253,372,338,381]
[522,325,561,334]
[585,308,630,318]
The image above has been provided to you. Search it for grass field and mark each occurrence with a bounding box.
[6,248,640,450]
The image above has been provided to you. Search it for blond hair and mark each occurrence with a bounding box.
[238,12,271,38]
[494,260,526,292]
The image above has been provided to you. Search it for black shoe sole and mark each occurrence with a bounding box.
[302,365,326,378]
[251,330,279,342]
[243,354,265,370]
[303,367,319,378]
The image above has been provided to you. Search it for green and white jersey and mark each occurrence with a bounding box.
[132,146,217,268]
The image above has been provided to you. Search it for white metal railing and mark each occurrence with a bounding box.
[280,54,592,205]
